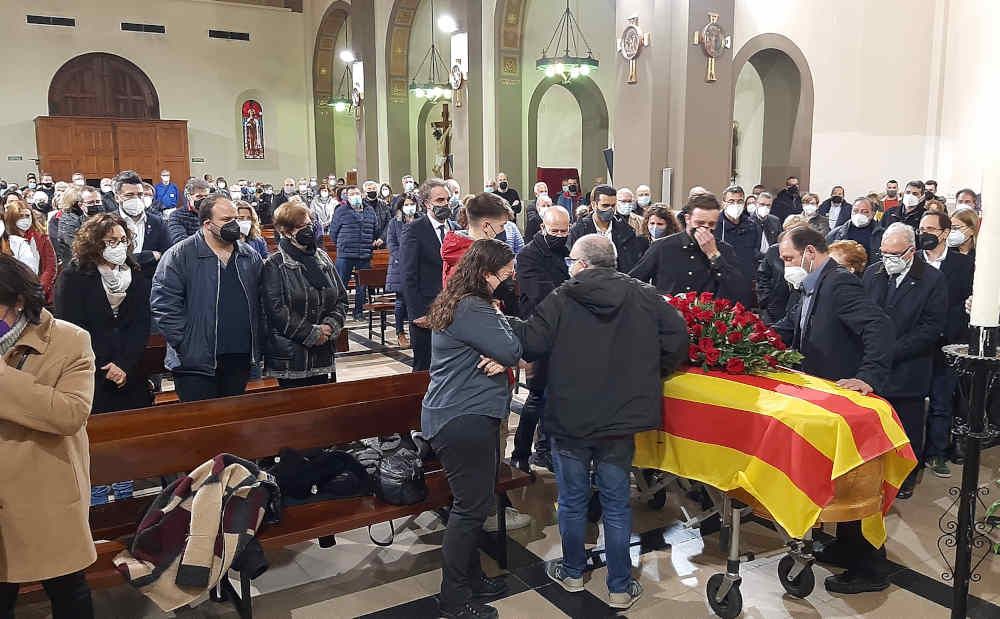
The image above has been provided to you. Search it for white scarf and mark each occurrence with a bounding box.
[9,235,39,275]
[98,264,132,312]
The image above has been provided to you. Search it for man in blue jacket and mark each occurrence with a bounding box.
[328,184,378,321]
[167,178,212,246]
[154,169,180,210]
[151,194,263,402]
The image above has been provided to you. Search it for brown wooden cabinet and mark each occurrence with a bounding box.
[34,116,190,183]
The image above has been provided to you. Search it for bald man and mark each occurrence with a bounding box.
[511,205,572,471]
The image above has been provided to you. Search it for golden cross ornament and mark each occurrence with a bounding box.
[617,16,650,84]
[692,12,732,83]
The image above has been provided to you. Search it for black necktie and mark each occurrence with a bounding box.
[885,274,900,305]
[438,225,446,243]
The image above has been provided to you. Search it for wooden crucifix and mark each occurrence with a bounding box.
[431,103,453,179]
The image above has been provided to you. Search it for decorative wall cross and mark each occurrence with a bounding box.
[692,12,731,83]
[618,16,650,84]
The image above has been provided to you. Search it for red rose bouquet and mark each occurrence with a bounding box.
[667,291,803,374]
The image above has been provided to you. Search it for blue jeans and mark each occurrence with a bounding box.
[335,257,371,318]
[926,362,959,459]
[550,436,635,593]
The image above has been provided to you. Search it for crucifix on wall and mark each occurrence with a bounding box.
[431,103,453,179]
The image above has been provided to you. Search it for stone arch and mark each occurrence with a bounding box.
[527,76,609,190]
[49,52,159,118]
[732,34,814,191]
[313,1,352,177]
[384,0,422,182]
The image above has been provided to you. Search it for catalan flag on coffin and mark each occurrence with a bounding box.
[633,368,917,547]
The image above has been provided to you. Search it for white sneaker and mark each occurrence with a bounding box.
[607,580,643,610]
[483,507,532,532]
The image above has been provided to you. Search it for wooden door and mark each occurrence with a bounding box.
[72,121,116,180]
[114,123,157,180]
[155,122,190,182]
[49,53,159,119]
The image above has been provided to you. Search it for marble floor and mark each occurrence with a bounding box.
[16,322,1000,618]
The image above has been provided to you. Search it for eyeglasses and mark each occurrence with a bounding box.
[565,257,581,268]
[81,200,103,208]
[103,238,128,248]
[918,227,943,234]
[881,246,914,259]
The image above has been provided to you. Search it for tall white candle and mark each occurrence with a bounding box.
[969,158,1000,328]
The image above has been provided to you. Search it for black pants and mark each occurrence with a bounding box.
[278,374,334,389]
[835,520,886,576]
[513,389,548,460]
[0,571,93,619]
[410,324,432,372]
[430,414,500,610]
[173,354,251,402]
[888,396,926,486]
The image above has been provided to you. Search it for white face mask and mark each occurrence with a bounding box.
[237,220,252,236]
[299,184,308,192]
[902,193,920,208]
[16,216,32,232]
[103,243,128,266]
[74,179,85,186]
[617,202,634,216]
[724,203,744,220]
[404,181,415,192]
[402,204,417,216]
[538,191,548,199]
[756,205,771,218]
[883,254,911,275]
[947,229,967,248]
[802,204,818,217]
[320,190,330,198]
[381,187,391,197]
[161,176,170,183]
[851,212,870,228]
[101,184,113,193]
[230,190,242,200]
[121,197,145,217]
[783,253,810,289]
[637,195,651,207]
[143,196,153,208]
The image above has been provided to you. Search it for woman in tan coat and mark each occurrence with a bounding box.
[0,255,96,618]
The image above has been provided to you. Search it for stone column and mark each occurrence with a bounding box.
[448,0,484,191]
[353,0,380,180]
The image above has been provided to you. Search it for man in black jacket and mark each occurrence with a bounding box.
[362,180,392,244]
[630,192,752,307]
[494,172,522,215]
[918,212,974,475]
[567,185,645,274]
[772,175,802,222]
[862,222,947,499]
[827,198,884,266]
[819,186,851,231]
[510,234,687,610]
[772,226,895,595]
[511,206,571,472]
[400,178,456,371]
[715,185,763,284]
[880,180,926,233]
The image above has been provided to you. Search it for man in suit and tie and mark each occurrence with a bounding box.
[773,225,894,595]
[862,222,948,499]
[114,170,170,280]
[400,178,457,371]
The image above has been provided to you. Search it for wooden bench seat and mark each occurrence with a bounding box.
[152,377,280,405]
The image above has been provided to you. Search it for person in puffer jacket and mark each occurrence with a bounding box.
[166,178,212,246]
[328,185,377,320]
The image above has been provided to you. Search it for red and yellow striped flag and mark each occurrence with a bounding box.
[633,368,916,546]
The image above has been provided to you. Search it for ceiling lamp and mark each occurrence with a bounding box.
[327,18,355,113]
[536,0,598,80]
[409,0,452,100]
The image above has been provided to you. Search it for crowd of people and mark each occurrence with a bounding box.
[0,164,988,618]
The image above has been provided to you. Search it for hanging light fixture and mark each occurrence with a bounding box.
[327,17,355,113]
[409,0,452,101]
[536,0,598,80]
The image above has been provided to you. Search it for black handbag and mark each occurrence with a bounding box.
[374,448,428,507]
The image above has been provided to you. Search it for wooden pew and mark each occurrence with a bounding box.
[24,374,532,618]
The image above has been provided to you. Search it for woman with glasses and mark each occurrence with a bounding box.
[950,207,978,258]
[54,212,152,413]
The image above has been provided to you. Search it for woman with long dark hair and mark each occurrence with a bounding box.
[422,239,522,619]
[0,255,97,618]
[55,212,152,413]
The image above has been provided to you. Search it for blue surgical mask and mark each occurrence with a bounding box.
[348,195,363,208]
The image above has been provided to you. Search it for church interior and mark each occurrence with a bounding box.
[4,0,1000,618]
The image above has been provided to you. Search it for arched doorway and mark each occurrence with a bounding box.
[731,34,814,191]
[48,52,159,118]
[313,1,354,178]
[528,76,609,193]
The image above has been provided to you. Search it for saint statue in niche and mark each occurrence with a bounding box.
[242,100,264,159]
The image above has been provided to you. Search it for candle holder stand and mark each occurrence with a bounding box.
[942,325,1000,619]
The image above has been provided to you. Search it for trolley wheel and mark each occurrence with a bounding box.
[706,573,742,619]
[587,492,602,523]
[777,555,815,598]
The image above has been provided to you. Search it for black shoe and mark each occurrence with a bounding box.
[896,485,914,500]
[824,570,889,594]
[813,540,851,569]
[529,451,553,472]
[439,601,499,619]
[509,456,531,474]
[471,575,508,600]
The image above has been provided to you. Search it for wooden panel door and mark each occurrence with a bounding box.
[155,122,190,182]
[49,53,159,119]
[114,123,157,180]
[71,122,116,180]
[35,117,76,181]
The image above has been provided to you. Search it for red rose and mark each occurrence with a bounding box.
[691,323,704,337]
[689,344,702,362]
[727,331,743,344]
[764,354,778,368]
[774,338,788,351]
[732,302,746,314]
[699,291,715,304]
[713,320,729,335]
[696,308,715,322]
[713,298,732,312]
[705,348,721,365]
[725,357,745,374]
[749,331,768,343]
[699,337,715,352]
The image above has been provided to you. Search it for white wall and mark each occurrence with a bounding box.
[537,85,582,170]
[733,62,764,188]
[521,0,616,187]
[735,0,938,197]
[0,0,313,182]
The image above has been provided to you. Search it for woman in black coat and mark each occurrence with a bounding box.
[261,201,348,388]
[55,212,152,413]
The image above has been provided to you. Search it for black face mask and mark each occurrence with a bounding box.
[366,191,378,201]
[918,232,940,251]
[596,209,614,223]
[493,229,508,244]
[787,185,799,193]
[544,234,568,253]
[295,225,317,248]
[568,184,578,194]
[499,181,509,192]
[216,220,241,244]
[832,195,843,204]
[432,204,452,222]
[493,275,516,300]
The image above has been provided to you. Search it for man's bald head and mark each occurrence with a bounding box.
[542,203,570,228]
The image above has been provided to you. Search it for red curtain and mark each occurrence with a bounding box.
[535,167,579,195]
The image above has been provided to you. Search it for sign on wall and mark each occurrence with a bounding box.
[242,100,264,159]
